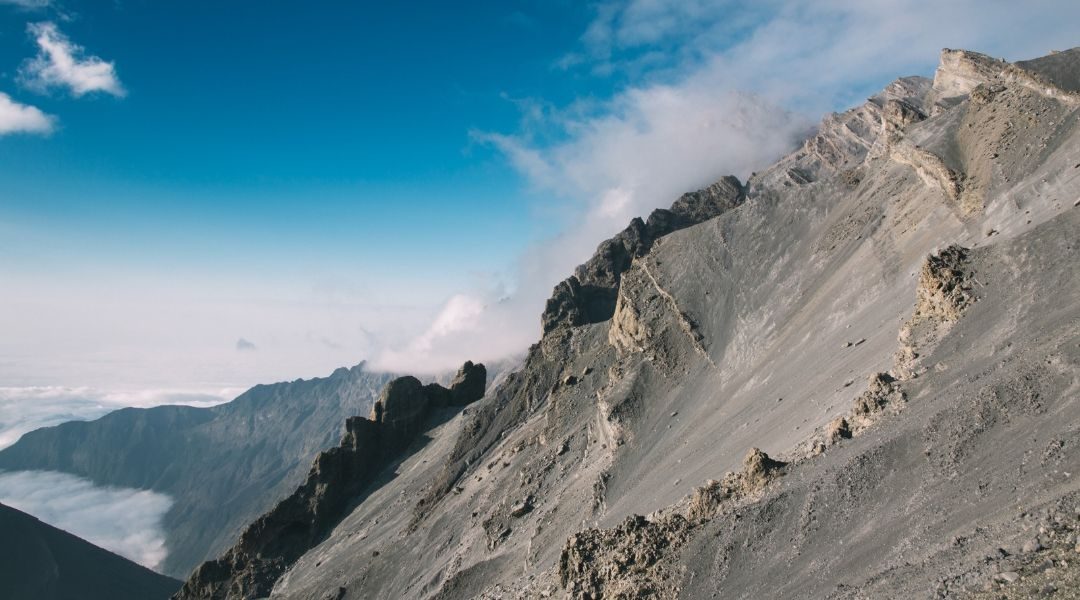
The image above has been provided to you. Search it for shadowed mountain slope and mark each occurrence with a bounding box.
[0,502,181,600]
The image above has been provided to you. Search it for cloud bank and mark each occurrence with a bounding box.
[0,91,54,135]
[0,386,237,450]
[21,22,125,97]
[372,0,1080,374]
[0,469,173,570]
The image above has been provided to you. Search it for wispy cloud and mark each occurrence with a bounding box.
[20,22,125,97]
[374,0,1080,374]
[0,470,173,570]
[0,92,54,135]
[0,386,237,450]
[0,0,52,8]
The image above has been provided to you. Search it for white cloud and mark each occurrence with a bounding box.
[0,92,54,135]
[574,0,1080,111]
[0,470,173,570]
[0,0,51,7]
[373,0,1080,374]
[20,22,125,97]
[0,386,237,450]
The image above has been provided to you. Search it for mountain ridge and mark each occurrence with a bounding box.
[256,46,1080,599]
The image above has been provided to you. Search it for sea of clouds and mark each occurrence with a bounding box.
[0,385,238,571]
[0,469,174,570]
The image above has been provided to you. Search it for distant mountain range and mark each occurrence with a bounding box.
[0,501,180,599]
[0,362,398,577]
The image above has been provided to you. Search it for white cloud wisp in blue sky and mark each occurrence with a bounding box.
[0,90,53,134]
[20,21,125,97]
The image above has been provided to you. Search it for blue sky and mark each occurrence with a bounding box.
[1,0,1078,392]
[0,2,598,280]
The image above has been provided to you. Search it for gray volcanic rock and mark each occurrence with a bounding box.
[259,47,1080,600]
[173,364,486,600]
[0,502,181,600]
[1018,47,1080,92]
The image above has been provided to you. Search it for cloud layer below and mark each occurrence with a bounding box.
[0,386,237,450]
[0,469,173,570]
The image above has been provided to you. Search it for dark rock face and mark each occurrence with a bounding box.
[371,376,431,447]
[449,361,487,406]
[667,175,744,225]
[0,502,181,600]
[541,176,744,335]
[173,363,485,600]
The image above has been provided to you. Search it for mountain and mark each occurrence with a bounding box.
[167,46,1080,599]
[173,362,488,600]
[0,501,180,600]
[0,362,399,577]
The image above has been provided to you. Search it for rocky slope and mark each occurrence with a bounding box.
[236,46,1080,600]
[0,501,181,600]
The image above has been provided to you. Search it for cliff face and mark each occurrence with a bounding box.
[171,46,1080,600]
[172,363,486,600]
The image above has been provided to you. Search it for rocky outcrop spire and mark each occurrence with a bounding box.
[541,176,745,335]
[173,362,486,600]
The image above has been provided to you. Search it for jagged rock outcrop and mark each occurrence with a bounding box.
[932,48,1007,100]
[685,448,787,522]
[912,244,974,323]
[541,176,744,335]
[448,361,487,406]
[558,448,787,599]
[759,75,932,191]
[173,363,486,600]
